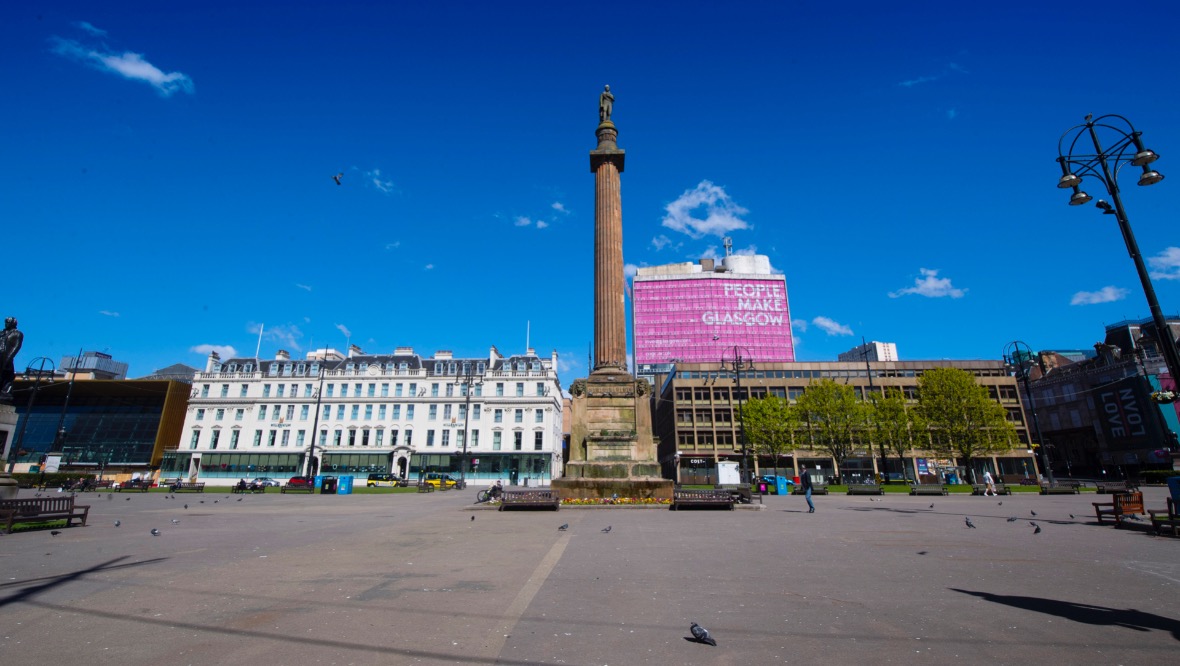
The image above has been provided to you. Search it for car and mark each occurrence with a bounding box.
[366,473,405,488]
[423,472,458,489]
[251,477,281,487]
[287,476,315,487]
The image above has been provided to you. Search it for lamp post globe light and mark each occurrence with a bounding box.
[721,346,754,485]
[1003,341,1052,484]
[1057,114,1180,402]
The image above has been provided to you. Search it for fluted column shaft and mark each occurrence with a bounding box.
[593,157,626,371]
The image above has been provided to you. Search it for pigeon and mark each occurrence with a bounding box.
[199,501,205,504]
[126,497,131,501]
[965,517,976,529]
[471,515,475,522]
[1030,510,1037,517]
[690,622,717,646]
[929,504,934,509]
[150,529,160,536]
[602,526,612,533]
[1069,514,1075,519]
[184,504,188,509]
[997,501,1003,506]
[1033,525,1042,534]
[237,498,243,502]
[114,520,121,527]
[333,172,343,185]
[214,500,218,504]
[1029,521,1038,528]
[1006,517,1019,522]
[50,530,62,536]
[558,524,569,531]
[171,519,180,524]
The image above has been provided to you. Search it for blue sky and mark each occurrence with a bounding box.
[4,1,1180,381]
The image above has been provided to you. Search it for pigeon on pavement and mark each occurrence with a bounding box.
[558,524,569,531]
[965,517,976,529]
[150,529,160,536]
[1030,510,1037,517]
[929,504,934,509]
[471,515,475,521]
[114,520,121,527]
[690,622,717,646]
[1033,525,1042,534]
[171,519,180,524]
[184,504,188,509]
[50,530,62,536]
[602,526,612,533]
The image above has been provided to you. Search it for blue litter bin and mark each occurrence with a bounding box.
[337,475,354,495]
[314,475,324,490]
[1167,476,1180,503]
[773,476,789,496]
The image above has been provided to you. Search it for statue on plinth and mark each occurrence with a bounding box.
[0,317,22,403]
[599,85,614,123]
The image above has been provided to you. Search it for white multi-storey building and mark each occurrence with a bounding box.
[837,341,899,363]
[164,345,564,487]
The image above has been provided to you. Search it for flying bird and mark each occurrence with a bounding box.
[602,526,612,533]
[965,517,976,529]
[333,172,343,185]
[150,529,160,536]
[50,530,62,536]
[1033,525,1042,534]
[558,524,569,531]
[690,622,717,646]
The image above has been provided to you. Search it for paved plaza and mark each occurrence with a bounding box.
[1,486,1176,665]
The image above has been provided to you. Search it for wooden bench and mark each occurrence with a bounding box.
[909,483,948,496]
[1093,491,1145,527]
[498,490,560,511]
[672,488,736,510]
[1,496,91,534]
[169,482,205,493]
[847,483,884,496]
[1148,497,1179,537]
[280,483,315,494]
[417,482,436,493]
[1040,482,1080,495]
[92,479,114,489]
[971,483,1011,496]
[115,481,150,493]
[232,482,267,494]
[1095,481,1134,494]
[792,482,829,496]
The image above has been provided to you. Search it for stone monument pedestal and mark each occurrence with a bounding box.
[0,403,20,499]
[552,368,673,500]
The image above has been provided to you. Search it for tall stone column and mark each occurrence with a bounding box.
[590,122,626,373]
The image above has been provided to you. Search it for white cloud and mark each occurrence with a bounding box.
[51,37,194,96]
[812,316,853,336]
[98,310,120,317]
[651,234,674,251]
[295,283,312,292]
[191,344,237,358]
[514,216,532,227]
[335,323,352,339]
[247,322,304,351]
[661,180,750,239]
[888,268,966,299]
[536,220,549,229]
[899,75,938,88]
[366,169,394,194]
[899,62,968,88]
[1071,286,1128,305]
[73,21,107,37]
[1148,247,1180,280]
[551,202,569,214]
[791,319,808,333]
[385,241,401,250]
[424,263,434,270]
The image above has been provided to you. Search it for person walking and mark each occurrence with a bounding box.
[983,469,997,497]
[800,467,815,513]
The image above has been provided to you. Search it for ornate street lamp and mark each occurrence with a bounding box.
[1003,341,1052,483]
[456,363,483,489]
[721,346,754,485]
[1057,114,1179,402]
[304,362,327,478]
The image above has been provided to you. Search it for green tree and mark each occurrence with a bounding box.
[916,367,1017,479]
[741,394,796,477]
[794,379,867,480]
[868,388,924,481]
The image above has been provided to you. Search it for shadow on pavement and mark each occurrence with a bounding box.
[950,588,1180,641]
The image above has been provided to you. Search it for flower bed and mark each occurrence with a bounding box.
[561,497,672,506]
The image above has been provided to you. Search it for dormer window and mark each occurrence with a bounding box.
[268,364,278,376]
[309,363,320,375]
[243,363,253,373]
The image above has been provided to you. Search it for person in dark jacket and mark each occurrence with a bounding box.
[800,467,815,513]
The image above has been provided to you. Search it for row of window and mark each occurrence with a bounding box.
[672,384,1019,403]
[189,427,546,451]
[198,380,552,399]
[194,405,547,424]
[211,359,546,378]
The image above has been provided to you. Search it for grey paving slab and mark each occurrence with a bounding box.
[0,487,1176,665]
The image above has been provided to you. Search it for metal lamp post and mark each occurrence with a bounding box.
[1057,114,1180,400]
[456,365,482,489]
[1004,341,1052,483]
[6,357,56,473]
[304,363,327,478]
[721,346,754,485]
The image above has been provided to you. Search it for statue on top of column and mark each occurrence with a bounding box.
[0,317,22,403]
[599,85,614,123]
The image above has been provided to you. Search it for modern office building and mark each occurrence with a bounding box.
[166,345,565,487]
[837,341,899,363]
[632,253,793,383]
[2,377,189,477]
[652,360,1036,485]
[60,350,130,380]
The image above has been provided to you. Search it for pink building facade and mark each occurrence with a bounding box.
[632,260,794,366]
